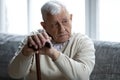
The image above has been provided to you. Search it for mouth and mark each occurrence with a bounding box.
[57,33,67,37]
[54,33,70,43]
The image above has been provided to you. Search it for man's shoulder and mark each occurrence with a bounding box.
[71,33,92,42]
[71,33,88,39]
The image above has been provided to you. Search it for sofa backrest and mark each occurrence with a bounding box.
[90,41,120,80]
[0,33,25,80]
[0,33,120,80]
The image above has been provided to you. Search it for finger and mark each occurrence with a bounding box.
[28,36,38,50]
[36,50,39,54]
[38,50,43,54]
[32,34,42,49]
[42,32,50,40]
[37,33,46,45]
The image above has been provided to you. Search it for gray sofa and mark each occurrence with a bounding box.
[0,33,120,80]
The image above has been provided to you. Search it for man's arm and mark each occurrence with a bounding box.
[8,37,34,79]
[53,35,95,80]
[8,30,55,79]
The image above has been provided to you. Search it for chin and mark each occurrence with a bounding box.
[56,40,67,43]
[56,37,69,43]
[54,34,71,43]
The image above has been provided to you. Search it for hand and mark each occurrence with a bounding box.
[22,31,51,56]
[22,31,60,60]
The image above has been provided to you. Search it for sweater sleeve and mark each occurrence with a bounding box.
[8,36,34,79]
[54,34,95,80]
[8,30,43,79]
[8,52,33,79]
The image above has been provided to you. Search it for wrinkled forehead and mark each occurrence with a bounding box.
[44,8,69,22]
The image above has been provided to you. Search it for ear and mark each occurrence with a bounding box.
[40,22,47,29]
[70,14,72,21]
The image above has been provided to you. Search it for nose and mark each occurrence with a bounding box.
[58,23,65,32]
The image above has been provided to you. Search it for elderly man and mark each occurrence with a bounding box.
[8,1,95,80]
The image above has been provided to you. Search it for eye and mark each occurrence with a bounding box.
[55,23,59,27]
[51,22,59,28]
[62,19,68,24]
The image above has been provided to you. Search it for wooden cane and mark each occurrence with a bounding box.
[35,53,41,80]
[35,42,51,80]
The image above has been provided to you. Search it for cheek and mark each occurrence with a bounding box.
[66,26,71,33]
[47,30,57,37]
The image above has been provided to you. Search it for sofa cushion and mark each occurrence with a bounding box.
[90,41,120,80]
[0,33,25,79]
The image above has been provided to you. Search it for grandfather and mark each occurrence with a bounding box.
[8,1,95,80]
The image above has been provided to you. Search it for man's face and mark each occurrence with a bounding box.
[41,9,72,43]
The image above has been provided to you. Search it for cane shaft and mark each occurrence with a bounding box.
[35,53,41,80]
[34,42,52,80]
